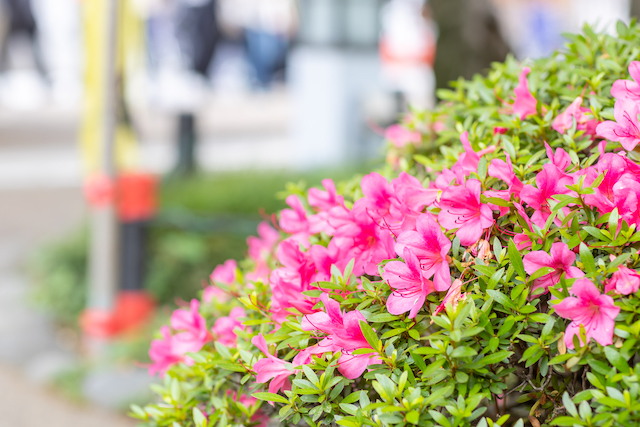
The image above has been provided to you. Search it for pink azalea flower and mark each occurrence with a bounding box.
[554,279,620,349]
[596,99,640,151]
[385,124,422,148]
[245,262,271,283]
[451,132,496,177]
[488,154,523,196]
[395,213,452,291]
[251,333,294,394]
[611,61,640,101]
[435,167,464,189]
[247,222,280,263]
[493,126,508,135]
[513,66,537,119]
[202,285,230,304]
[170,300,210,355]
[330,207,396,276]
[300,293,346,334]
[433,121,446,133]
[276,238,317,286]
[434,279,464,316]
[519,164,573,228]
[148,326,183,376]
[308,180,346,235]
[308,241,350,282]
[279,195,311,246]
[212,307,247,346]
[513,202,537,250]
[268,240,319,322]
[483,189,511,217]
[390,172,440,230]
[227,392,270,427]
[269,269,318,324]
[383,249,436,318]
[246,222,280,283]
[523,242,585,295]
[353,172,430,232]
[308,179,344,211]
[438,179,494,246]
[300,294,380,379]
[544,142,572,171]
[551,96,598,136]
[582,153,640,225]
[333,312,381,379]
[605,266,640,295]
[210,259,237,285]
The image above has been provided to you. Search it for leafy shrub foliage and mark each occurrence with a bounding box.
[134,22,640,427]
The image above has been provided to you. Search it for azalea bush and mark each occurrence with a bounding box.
[133,22,640,427]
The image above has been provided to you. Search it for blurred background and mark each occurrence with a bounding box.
[0,0,636,425]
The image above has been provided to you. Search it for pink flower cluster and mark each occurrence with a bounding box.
[148,299,247,376]
[597,61,640,151]
[150,63,640,399]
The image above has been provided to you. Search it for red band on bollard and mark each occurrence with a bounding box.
[116,173,158,222]
[81,291,156,338]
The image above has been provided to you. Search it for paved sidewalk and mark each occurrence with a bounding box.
[0,362,135,427]
[0,187,139,426]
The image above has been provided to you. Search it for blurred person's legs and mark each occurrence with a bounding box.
[171,0,219,175]
[0,0,48,109]
[4,0,44,74]
[244,28,288,90]
[175,0,218,78]
[30,0,81,106]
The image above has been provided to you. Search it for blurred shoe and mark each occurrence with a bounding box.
[0,69,49,110]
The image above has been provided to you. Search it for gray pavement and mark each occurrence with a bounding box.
[0,361,136,427]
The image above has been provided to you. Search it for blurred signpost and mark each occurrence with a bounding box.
[80,0,154,355]
[82,0,120,355]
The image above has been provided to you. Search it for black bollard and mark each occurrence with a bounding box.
[175,112,197,175]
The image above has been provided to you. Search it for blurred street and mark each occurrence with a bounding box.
[0,91,291,189]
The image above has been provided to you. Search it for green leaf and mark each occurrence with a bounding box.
[487,290,515,310]
[579,243,596,275]
[478,156,488,180]
[359,320,379,350]
[368,313,399,323]
[508,239,526,278]
[583,226,609,242]
[212,361,247,373]
[302,365,319,385]
[563,392,578,417]
[252,392,289,404]
[193,407,207,427]
[428,410,451,427]
[529,266,555,281]
[497,316,515,336]
[406,410,420,425]
[604,346,630,373]
[478,350,513,365]
[214,342,231,359]
[450,346,478,358]
[381,328,405,339]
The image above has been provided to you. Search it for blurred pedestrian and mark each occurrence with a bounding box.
[0,0,42,73]
[175,0,219,78]
[220,0,296,91]
[380,0,437,109]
